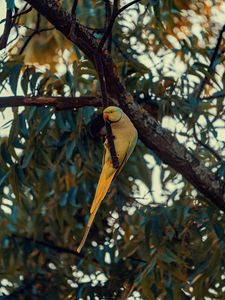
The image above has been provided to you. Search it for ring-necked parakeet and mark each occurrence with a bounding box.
[77,106,137,252]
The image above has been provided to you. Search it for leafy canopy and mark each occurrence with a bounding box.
[0,0,224,299]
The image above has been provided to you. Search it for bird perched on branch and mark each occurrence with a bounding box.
[77,106,138,252]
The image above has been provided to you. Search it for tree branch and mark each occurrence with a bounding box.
[118,96,225,212]
[94,52,120,168]
[1,95,224,211]
[0,95,102,109]
[19,0,225,211]
[11,234,83,257]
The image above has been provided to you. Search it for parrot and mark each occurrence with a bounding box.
[76,106,138,253]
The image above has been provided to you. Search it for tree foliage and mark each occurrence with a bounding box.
[0,0,224,299]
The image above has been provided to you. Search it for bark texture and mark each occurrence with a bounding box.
[0,96,102,109]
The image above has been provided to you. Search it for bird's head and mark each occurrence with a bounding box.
[103,106,123,123]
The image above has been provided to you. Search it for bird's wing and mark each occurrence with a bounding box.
[114,130,138,178]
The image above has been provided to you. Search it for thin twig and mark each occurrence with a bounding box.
[0,7,32,25]
[193,126,223,162]
[98,0,140,50]
[94,1,122,168]
[0,9,13,50]
[94,52,120,169]
[11,234,83,257]
[193,24,225,100]
[71,0,78,17]
[127,256,147,264]
[19,12,41,55]
[20,25,54,34]
[200,94,225,101]
[94,54,108,108]
[104,0,112,51]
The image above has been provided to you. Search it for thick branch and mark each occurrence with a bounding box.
[22,0,225,211]
[0,95,102,109]
[118,96,225,212]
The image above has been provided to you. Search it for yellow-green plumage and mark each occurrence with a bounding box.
[76,106,137,253]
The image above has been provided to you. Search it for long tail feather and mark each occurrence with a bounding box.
[76,211,96,253]
[90,165,115,214]
[76,166,115,253]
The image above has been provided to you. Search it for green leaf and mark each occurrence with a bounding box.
[66,140,76,160]
[9,168,21,205]
[0,171,10,186]
[83,107,94,125]
[55,112,67,131]
[68,187,78,206]
[64,111,75,130]
[9,64,23,95]
[19,113,29,138]
[15,165,25,182]
[35,111,52,134]
[21,67,35,95]
[151,216,163,245]
[7,0,15,10]
[65,70,76,96]
[1,143,14,165]
[28,107,37,121]
[30,72,42,94]
[59,192,68,207]
[21,149,34,168]
[159,249,178,263]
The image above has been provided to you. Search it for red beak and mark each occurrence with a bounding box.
[103,113,108,121]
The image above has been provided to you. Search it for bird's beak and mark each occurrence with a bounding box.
[103,113,108,121]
